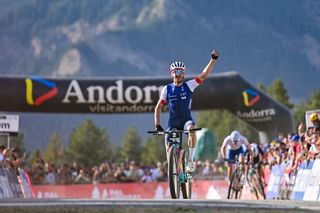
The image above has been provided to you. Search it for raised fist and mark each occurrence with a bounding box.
[211,50,219,60]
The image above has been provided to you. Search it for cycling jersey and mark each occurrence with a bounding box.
[247,143,264,166]
[222,135,249,151]
[223,135,249,162]
[159,78,201,129]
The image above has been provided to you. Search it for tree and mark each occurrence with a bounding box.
[140,136,166,165]
[42,132,64,165]
[0,133,25,153]
[304,89,320,110]
[29,149,44,167]
[119,126,142,162]
[267,79,294,109]
[65,119,113,167]
[294,89,320,127]
[257,82,267,93]
[197,110,258,151]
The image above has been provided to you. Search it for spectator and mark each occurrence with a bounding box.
[75,168,90,184]
[140,168,154,183]
[0,145,5,165]
[92,165,101,184]
[113,165,127,183]
[150,162,162,180]
[99,163,112,183]
[58,164,72,184]
[126,161,142,182]
[201,160,212,176]
[45,163,57,185]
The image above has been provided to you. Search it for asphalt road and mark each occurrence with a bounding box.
[1,199,320,213]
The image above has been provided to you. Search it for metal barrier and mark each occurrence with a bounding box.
[267,158,320,201]
[0,166,33,198]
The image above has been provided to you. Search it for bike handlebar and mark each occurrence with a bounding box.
[147,128,202,135]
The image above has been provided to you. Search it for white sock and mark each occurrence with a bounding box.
[189,148,194,162]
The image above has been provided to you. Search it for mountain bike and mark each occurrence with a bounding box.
[225,155,245,199]
[148,128,201,199]
[247,163,266,199]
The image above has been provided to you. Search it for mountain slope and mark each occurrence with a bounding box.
[0,0,319,150]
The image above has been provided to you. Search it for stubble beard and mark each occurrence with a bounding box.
[174,76,184,85]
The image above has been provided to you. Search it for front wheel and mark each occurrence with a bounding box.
[227,172,238,199]
[168,146,180,199]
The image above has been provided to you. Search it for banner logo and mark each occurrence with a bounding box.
[242,89,260,107]
[25,77,58,106]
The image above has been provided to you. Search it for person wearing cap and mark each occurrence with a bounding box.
[287,134,301,174]
[310,113,320,132]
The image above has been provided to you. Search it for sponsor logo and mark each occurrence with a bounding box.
[62,80,164,113]
[242,89,260,107]
[25,77,58,106]
[237,108,276,122]
[0,122,10,129]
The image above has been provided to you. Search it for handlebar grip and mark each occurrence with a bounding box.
[147,130,166,135]
[189,128,202,132]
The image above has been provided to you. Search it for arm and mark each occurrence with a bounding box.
[197,50,219,82]
[220,140,227,159]
[154,86,167,128]
[154,100,164,127]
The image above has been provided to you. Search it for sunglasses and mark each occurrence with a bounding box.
[171,69,185,75]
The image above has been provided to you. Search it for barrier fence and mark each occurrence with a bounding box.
[267,158,320,201]
[0,167,34,199]
[3,160,320,200]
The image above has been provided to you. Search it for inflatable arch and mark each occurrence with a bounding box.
[0,72,294,143]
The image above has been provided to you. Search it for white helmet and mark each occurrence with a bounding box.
[230,130,240,143]
[170,61,185,71]
[250,143,259,157]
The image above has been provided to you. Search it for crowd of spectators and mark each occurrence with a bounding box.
[0,144,226,185]
[27,158,226,185]
[264,118,320,174]
[1,112,319,186]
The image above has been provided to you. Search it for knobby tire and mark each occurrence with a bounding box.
[168,146,180,199]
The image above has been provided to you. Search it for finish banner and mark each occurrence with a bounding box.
[0,73,293,135]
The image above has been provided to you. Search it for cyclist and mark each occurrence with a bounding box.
[220,130,252,181]
[248,142,267,186]
[154,50,220,172]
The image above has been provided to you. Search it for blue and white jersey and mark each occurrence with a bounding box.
[159,78,201,129]
[222,135,249,151]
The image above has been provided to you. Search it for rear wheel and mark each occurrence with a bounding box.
[237,174,243,199]
[251,173,265,199]
[168,146,180,199]
[256,175,266,199]
[181,150,192,199]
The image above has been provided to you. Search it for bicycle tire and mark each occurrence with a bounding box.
[257,175,266,199]
[180,150,192,199]
[227,172,237,199]
[168,145,180,199]
[236,173,243,199]
[252,173,264,200]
